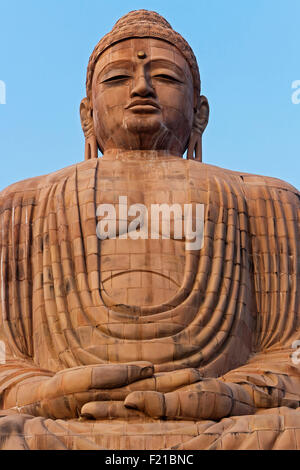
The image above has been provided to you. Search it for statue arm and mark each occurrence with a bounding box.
[0,185,55,411]
[227,178,300,409]
[216,179,300,412]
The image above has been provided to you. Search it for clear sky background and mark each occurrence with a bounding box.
[0,0,299,191]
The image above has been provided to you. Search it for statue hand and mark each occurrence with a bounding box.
[80,368,203,419]
[7,362,153,419]
[124,378,255,421]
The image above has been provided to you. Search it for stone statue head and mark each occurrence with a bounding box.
[80,10,209,160]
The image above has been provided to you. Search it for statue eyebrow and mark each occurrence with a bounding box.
[149,59,187,79]
[96,60,133,79]
[95,58,188,84]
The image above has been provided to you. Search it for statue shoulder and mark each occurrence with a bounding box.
[240,173,298,192]
[0,162,84,207]
[193,162,300,201]
[239,172,300,204]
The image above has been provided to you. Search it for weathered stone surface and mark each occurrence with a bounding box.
[0,10,299,450]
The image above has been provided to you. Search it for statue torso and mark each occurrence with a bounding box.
[1,154,298,377]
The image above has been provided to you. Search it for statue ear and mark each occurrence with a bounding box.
[80,98,98,160]
[187,95,210,162]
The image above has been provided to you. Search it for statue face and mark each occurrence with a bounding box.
[91,38,195,155]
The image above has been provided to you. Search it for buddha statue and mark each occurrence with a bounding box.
[0,10,299,450]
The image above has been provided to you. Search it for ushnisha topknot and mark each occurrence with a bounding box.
[86,10,201,105]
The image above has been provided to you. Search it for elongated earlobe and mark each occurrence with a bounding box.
[80,98,98,160]
[187,130,203,162]
[187,95,210,162]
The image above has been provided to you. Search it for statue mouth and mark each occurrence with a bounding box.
[125,99,161,113]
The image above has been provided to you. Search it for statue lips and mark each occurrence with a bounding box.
[125,99,161,114]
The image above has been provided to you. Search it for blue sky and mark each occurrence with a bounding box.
[0,0,299,191]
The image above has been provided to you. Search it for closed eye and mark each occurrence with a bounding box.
[153,74,182,83]
[102,75,130,83]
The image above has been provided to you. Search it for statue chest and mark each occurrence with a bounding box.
[94,160,206,309]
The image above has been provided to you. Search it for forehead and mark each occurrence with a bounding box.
[94,37,192,78]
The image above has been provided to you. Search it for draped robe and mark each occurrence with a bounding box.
[0,153,299,450]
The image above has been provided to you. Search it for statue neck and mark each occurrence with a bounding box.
[102,149,183,161]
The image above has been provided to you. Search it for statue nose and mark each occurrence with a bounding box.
[130,75,156,98]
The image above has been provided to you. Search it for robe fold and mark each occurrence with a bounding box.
[0,155,299,449]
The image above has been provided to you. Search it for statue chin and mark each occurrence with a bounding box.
[102,121,185,154]
[125,117,174,151]
[125,115,162,135]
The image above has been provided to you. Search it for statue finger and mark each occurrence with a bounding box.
[135,368,202,393]
[16,389,121,419]
[124,389,234,421]
[226,382,255,416]
[90,362,154,389]
[80,401,144,420]
[154,368,202,392]
[107,368,203,395]
[124,391,166,418]
[47,361,153,396]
